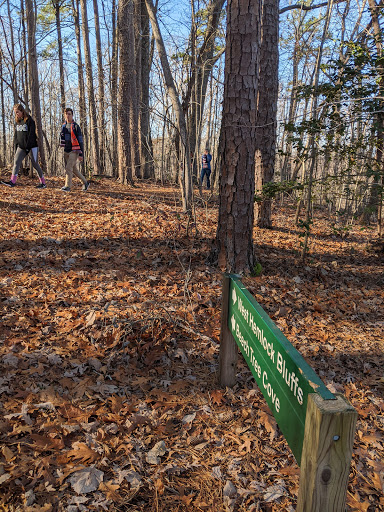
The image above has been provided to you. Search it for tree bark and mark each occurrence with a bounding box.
[79,0,102,175]
[5,0,18,103]
[254,0,279,228]
[20,0,29,108]
[72,0,88,170]
[25,0,47,173]
[93,0,106,174]
[213,0,261,273]
[301,0,334,260]
[111,0,119,176]
[145,0,192,212]
[280,40,299,182]
[53,0,66,113]
[133,0,143,179]
[0,49,5,167]
[183,0,225,169]
[117,0,137,185]
[361,0,384,226]
[140,0,154,178]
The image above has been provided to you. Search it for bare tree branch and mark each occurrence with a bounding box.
[279,0,345,14]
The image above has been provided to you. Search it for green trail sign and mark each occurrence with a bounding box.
[228,276,335,464]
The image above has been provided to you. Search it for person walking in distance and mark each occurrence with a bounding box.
[60,108,90,192]
[200,148,212,190]
[1,104,47,188]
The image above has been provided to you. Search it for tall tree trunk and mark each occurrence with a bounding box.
[280,39,299,182]
[132,0,141,180]
[210,62,222,189]
[20,0,29,108]
[193,50,224,160]
[140,0,154,178]
[101,0,114,173]
[53,0,66,112]
[254,0,279,228]
[183,0,225,166]
[361,0,384,226]
[25,0,47,173]
[0,49,5,167]
[145,0,192,212]
[6,0,18,103]
[117,0,137,185]
[133,0,143,178]
[206,73,214,146]
[72,0,88,170]
[290,95,310,182]
[301,0,334,260]
[188,0,198,183]
[79,0,102,175]
[111,0,119,176]
[213,0,261,273]
[93,0,106,174]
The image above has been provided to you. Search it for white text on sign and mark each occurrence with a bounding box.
[233,296,305,410]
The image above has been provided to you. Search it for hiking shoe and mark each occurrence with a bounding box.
[61,186,71,192]
[1,180,15,187]
[36,183,46,189]
[82,181,90,192]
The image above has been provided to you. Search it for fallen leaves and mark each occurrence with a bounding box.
[69,466,104,494]
[64,442,101,464]
[0,473,12,485]
[29,434,65,452]
[146,440,167,465]
[0,178,383,511]
[210,389,226,406]
[58,404,92,422]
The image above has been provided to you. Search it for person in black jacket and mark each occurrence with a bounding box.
[1,104,47,188]
[59,108,89,192]
[200,149,212,190]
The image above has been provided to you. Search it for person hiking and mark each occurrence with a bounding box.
[200,149,212,190]
[1,104,47,189]
[60,108,89,192]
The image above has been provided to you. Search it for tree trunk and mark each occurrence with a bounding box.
[301,0,334,260]
[183,0,225,168]
[213,0,261,273]
[79,0,102,175]
[0,49,6,167]
[193,50,224,160]
[93,0,106,174]
[280,36,300,183]
[210,62,222,189]
[20,0,29,108]
[254,0,279,228]
[140,0,154,178]
[188,0,198,183]
[133,0,143,179]
[206,73,214,146]
[72,0,88,172]
[361,0,384,225]
[25,0,47,174]
[111,0,119,176]
[53,0,66,113]
[6,0,18,103]
[145,0,192,212]
[117,0,137,185]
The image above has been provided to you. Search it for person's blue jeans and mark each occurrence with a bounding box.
[200,168,211,189]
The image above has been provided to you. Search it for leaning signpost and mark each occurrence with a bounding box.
[219,274,357,512]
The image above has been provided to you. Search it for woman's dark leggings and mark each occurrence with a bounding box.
[12,147,44,179]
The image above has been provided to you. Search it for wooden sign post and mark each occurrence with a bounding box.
[219,274,357,511]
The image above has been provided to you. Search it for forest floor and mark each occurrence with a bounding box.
[0,175,383,512]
